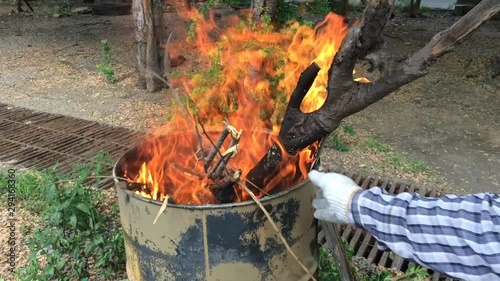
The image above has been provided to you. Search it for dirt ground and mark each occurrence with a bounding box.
[0,1,499,194]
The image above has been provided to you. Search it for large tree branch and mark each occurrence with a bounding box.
[342,0,500,118]
[279,0,500,155]
[279,0,393,154]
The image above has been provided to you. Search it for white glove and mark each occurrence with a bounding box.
[308,170,362,224]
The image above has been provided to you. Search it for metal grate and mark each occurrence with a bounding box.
[319,171,458,281]
[0,103,144,188]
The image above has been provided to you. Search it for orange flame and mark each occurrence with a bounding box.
[126,11,368,204]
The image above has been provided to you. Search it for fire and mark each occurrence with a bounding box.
[126,11,368,204]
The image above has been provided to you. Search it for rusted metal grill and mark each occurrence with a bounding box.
[319,171,459,281]
[0,103,143,188]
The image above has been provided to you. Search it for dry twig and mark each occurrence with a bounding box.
[153,195,170,224]
[172,162,204,179]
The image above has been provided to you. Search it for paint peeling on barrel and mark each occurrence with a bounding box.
[114,156,319,281]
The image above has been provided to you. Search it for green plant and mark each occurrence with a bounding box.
[58,0,74,16]
[390,153,429,173]
[359,137,393,153]
[301,20,315,27]
[199,0,216,15]
[306,0,331,14]
[318,247,341,281]
[96,39,115,82]
[275,0,301,24]
[419,5,430,12]
[325,133,350,152]
[403,264,429,280]
[342,123,357,137]
[188,22,197,40]
[3,152,126,280]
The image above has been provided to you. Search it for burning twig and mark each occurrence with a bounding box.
[172,162,204,179]
[194,123,206,161]
[204,127,230,171]
[236,180,317,281]
[211,143,237,179]
[210,122,242,179]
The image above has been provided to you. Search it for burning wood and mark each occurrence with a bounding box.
[123,0,499,206]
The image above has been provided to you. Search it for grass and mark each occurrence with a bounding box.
[319,245,430,281]
[0,151,126,281]
[324,122,357,151]
[359,138,429,173]
[359,137,393,153]
[323,123,431,175]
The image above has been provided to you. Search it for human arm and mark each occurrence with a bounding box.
[308,170,500,281]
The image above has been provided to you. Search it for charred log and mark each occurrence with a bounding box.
[244,63,320,192]
[210,177,237,203]
[245,143,282,194]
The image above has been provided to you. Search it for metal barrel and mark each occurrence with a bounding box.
[113,142,319,281]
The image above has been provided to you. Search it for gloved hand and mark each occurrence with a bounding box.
[308,170,362,224]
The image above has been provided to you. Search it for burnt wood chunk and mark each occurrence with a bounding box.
[245,143,282,194]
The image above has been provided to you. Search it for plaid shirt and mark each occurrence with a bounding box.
[350,187,500,280]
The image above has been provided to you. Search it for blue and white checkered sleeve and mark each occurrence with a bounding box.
[349,187,500,281]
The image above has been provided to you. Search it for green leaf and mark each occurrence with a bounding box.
[50,212,62,225]
[94,234,105,245]
[95,257,106,268]
[69,214,77,228]
[57,258,67,270]
[44,264,55,277]
[76,203,91,215]
[85,242,97,256]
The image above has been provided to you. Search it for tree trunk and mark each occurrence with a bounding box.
[409,0,421,17]
[133,0,167,92]
[250,0,278,22]
[340,0,349,16]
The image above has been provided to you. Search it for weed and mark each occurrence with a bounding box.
[319,244,428,281]
[301,20,315,27]
[306,0,330,14]
[96,39,115,83]
[188,22,197,40]
[0,152,126,280]
[419,5,430,12]
[58,0,74,16]
[319,247,341,281]
[359,137,393,153]
[325,133,350,152]
[390,153,429,173]
[170,70,182,78]
[199,0,216,15]
[275,0,301,23]
[404,264,430,280]
[358,137,429,173]
[342,122,357,137]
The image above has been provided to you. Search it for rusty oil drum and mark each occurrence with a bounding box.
[113,143,319,281]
